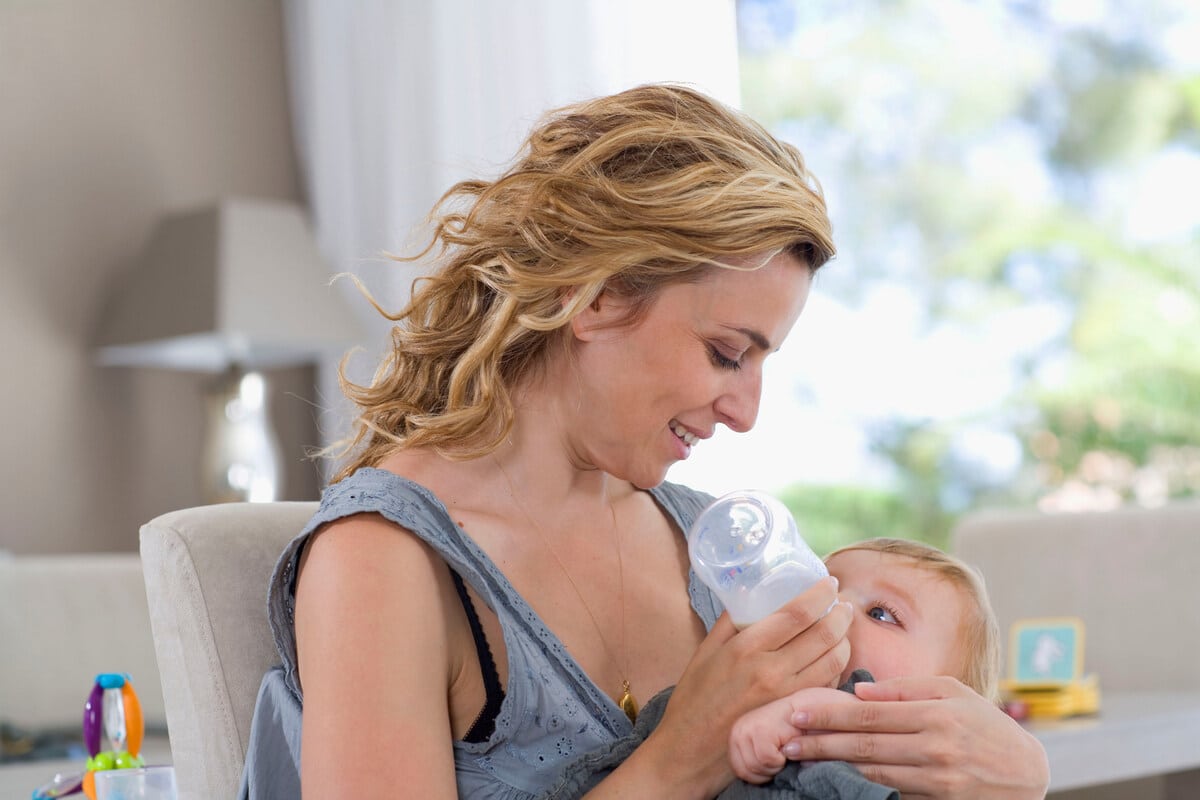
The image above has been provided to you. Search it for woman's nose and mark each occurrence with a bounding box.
[714,372,762,433]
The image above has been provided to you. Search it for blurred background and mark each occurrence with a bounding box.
[674,0,1200,553]
[1,0,1195,556]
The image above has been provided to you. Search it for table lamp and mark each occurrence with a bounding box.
[95,198,364,503]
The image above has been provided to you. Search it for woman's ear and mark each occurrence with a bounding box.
[569,287,626,342]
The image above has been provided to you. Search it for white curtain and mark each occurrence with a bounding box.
[282,0,741,448]
[284,0,740,296]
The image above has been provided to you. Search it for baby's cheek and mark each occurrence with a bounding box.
[849,647,910,684]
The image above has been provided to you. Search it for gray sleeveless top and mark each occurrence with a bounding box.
[240,467,720,799]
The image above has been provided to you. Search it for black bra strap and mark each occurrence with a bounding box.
[449,569,505,743]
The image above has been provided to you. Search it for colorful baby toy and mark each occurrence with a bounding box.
[31,673,145,800]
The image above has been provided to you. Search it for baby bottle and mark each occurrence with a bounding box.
[687,490,828,629]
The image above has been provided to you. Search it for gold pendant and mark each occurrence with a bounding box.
[618,679,638,724]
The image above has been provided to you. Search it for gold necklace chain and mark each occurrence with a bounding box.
[492,455,637,723]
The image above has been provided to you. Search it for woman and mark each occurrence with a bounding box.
[240,84,1048,798]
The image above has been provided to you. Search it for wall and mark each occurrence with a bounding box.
[0,0,320,554]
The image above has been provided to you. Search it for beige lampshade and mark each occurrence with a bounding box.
[96,197,364,371]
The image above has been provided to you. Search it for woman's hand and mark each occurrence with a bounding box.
[609,577,852,798]
[786,675,1050,799]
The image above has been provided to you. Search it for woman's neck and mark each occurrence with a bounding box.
[493,377,627,515]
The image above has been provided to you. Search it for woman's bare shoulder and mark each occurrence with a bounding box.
[299,510,447,597]
[293,507,464,706]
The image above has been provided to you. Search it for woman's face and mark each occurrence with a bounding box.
[826,549,969,686]
[568,251,812,489]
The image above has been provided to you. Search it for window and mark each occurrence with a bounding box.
[671,0,1200,551]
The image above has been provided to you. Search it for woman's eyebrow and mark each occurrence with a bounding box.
[725,325,772,351]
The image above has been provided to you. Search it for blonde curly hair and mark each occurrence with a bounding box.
[334,84,836,479]
[824,538,1002,703]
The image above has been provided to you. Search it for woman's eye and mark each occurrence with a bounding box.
[867,605,898,624]
[706,344,743,371]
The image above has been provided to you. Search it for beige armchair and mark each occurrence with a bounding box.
[139,501,317,800]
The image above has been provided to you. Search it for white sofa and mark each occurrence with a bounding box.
[0,552,171,797]
[953,501,1200,799]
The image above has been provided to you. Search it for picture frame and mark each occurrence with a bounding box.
[1008,616,1085,687]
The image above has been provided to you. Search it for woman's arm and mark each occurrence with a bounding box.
[787,676,1050,799]
[294,514,462,798]
[581,578,854,799]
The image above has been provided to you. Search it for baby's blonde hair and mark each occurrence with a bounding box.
[332,84,835,479]
[825,538,1001,703]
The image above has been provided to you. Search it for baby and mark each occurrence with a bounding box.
[541,537,1000,799]
[728,537,1001,785]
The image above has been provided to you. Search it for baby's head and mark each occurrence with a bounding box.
[824,538,1000,702]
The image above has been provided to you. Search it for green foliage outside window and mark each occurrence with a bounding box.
[739,0,1200,550]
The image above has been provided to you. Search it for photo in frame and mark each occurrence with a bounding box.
[1008,616,1085,686]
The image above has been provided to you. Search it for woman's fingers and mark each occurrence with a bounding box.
[788,676,1051,799]
[784,727,983,795]
[797,698,931,738]
[795,676,975,738]
[701,578,851,706]
[784,728,925,765]
[692,609,739,657]
[784,691,947,765]
[790,622,852,690]
[649,579,854,794]
[734,577,852,691]
[732,615,852,706]
[738,576,841,651]
[853,674,965,702]
[769,599,853,691]
[850,763,941,799]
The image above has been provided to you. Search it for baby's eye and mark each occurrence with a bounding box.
[867,605,898,624]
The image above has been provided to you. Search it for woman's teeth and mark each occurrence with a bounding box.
[670,421,698,447]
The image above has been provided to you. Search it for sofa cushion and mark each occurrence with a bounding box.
[952,501,1200,693]
[0,553,166,730]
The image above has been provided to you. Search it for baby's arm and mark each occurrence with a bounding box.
[728,686,862,784]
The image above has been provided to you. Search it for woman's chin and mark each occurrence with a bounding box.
[628,469,668,491]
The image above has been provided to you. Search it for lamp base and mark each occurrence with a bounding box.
[200,367,284,503]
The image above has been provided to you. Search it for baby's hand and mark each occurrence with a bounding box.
[728,686,861,784]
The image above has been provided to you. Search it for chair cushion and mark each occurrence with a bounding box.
[140,501,316,800]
